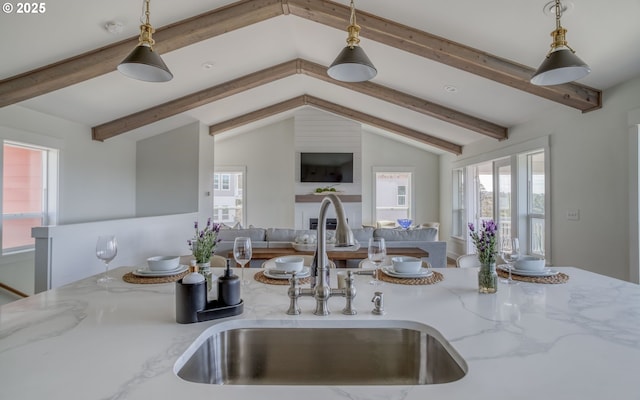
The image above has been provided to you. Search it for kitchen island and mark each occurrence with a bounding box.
[1,266,638,399]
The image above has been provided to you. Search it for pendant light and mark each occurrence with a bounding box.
[530,0,589,86]
[327,0,377,82]
[118,0,173,82]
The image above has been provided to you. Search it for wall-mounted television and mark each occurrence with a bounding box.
[300,152,354,183]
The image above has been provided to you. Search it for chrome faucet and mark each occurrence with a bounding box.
[298,193,356,316]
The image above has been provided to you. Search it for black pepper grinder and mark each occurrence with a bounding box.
[218,259,241,306]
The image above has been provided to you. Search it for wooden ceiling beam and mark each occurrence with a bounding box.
[287,0,601,113]
[298,59,506,140]
[92,60,298,141]
[0,0,284,107]
[0,0,600,115]
[209,96,307,136]
[93,58,507,141]
[209,94,463,155]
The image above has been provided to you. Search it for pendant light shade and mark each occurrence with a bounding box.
[531,0,589,86]
[118,0,173,82]
[328,45,377,82]
[327,0,377,82]
[118,44,173,82]
[530,46,589,86]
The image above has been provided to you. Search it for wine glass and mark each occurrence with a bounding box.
[96,235,117,284]
[500,237,519,285]
[367,237,386,285]
[233,237,252,285]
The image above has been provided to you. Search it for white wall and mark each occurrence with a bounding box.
[214,109,442,229]
[362,129,440,227]
[136,122,200,216]
[440,76,640,282]
[33,213,197,290]
[0,105,138,294]
[215,118,296,228]
[0,107,218,293]
[0,105,137,224]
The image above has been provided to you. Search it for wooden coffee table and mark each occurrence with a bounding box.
[227,247,428,267]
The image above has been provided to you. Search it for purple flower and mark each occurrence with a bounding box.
[468,219,499,265]
[190,217,220,263]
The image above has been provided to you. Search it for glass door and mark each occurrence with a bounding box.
[494,158,512,244]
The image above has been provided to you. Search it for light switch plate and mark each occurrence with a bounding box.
[567,209,580,221]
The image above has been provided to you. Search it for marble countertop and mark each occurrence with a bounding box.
[1,266,639,399]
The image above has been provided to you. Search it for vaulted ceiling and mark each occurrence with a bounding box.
[2,0,639,154]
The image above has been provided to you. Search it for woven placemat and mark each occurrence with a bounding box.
[377,270,444,285]
[122,269,189,284]
[497,268,569,284]
[254,270,311,285]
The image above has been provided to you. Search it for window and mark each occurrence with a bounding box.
[373,170,413,224]
[221,174,230,190]
[495,158,512,241]
[397,185,407,206]
[2,141,58,253]
[451,169,465,238]
[213,174,219,190]
[475,161,494,223]
[213,173,231,191]
[528,152,545,256]
[213,167,245,226]
[454,138,548,257]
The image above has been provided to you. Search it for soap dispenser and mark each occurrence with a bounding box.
[218,259,241,306]
[182,261,205,284]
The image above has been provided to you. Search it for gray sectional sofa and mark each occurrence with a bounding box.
[214,226,446,268]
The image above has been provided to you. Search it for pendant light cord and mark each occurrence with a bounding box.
[349,0,356,26]
[346,0,361,48]
[548,0,575,54]
[137,0,156,47]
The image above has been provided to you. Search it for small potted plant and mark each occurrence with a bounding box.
[188,218,221,290]
[468,220,498,293]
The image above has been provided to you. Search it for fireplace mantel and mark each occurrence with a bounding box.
[295,194,362,203]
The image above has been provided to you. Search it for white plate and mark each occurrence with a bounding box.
[263,266,311,280]
[132,265,188,277]
[499,265,558,277]
[381,267,433,279]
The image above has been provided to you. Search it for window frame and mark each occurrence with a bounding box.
[452,136,550,260]
[371,166,415,224]
[213,166,247,226]
[397,185,407,206]
[2,140,59,255]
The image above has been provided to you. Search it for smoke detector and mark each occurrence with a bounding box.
[105,21,124,34]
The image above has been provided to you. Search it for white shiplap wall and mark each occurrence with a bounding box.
[294,108,363,229]
[294,108,362,194]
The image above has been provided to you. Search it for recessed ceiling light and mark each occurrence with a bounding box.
[543,0,574,17]
[443,84,458,93]
[201,62,215,70]
[104,21,124,34]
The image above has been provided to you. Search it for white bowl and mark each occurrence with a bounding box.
[515,256,545,271]
[274,256,304,273]
[147,256,180,271]
[391,256,422,273]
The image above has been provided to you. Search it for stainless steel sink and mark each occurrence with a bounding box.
[175,320,467,385]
